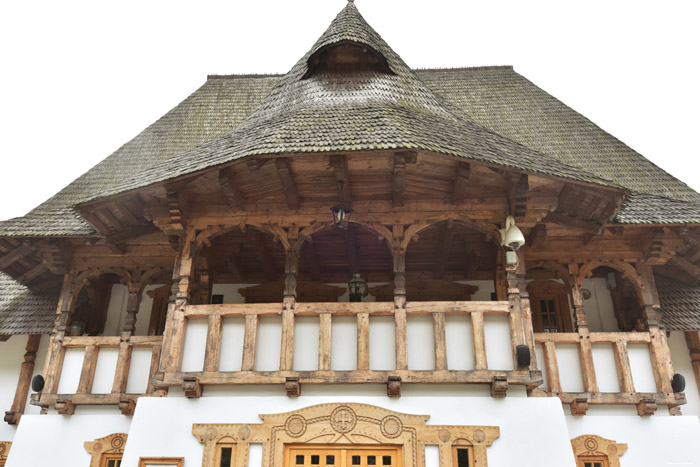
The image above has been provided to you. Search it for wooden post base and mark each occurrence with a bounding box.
[387,376,402,397]
[286,377,301,397]
[491,376,508,398]
[183,377,203,398]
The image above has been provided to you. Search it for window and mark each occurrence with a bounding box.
[101,453,123,467]
[528,280,573,332]
[571,435,627,467]
[577,457,609,467]
[452,446,473,467]
[215,442,236,467]
[84,433,127,467]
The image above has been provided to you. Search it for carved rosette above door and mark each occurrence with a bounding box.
[193,403,499,467]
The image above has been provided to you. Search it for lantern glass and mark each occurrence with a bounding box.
[348,273,368,302]
[330,204,353,227]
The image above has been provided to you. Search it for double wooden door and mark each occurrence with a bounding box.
[286,446,402,467]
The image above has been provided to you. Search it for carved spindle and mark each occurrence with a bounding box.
[471,311,487,370]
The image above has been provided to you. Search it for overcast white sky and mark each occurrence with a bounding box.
[1,0,698,222]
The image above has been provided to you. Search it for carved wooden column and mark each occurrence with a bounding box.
[636,263,675,413]
[392,225,407,372]
[685,331,700,406]
[4,334,41,424]
[569,263,598,412]
[160,230,197,377]
[39,271,78,410]
[514,249,537,372]
[280,243,298,375]
[112,276,142,412]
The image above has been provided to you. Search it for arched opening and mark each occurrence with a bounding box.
[297,222,393,302]
[584,266,643,332]
[200,225,286,304]
[403,220,498,301]
[72,273,123,336]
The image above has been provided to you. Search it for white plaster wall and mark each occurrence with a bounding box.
[103,283,128,336]
[583,277,619,332]
[134,284,160,336]
[566,415,700,466]
[6,414,131,467]
[668,331,700,419]
[120,396,578,467]
[0,334,47,442]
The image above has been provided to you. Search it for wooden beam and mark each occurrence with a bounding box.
[97,208,125,232]
[109,202,140,226]
[245,229,276,281]
[275,158,301,210]
[165,191,189,234]
[434,221,455,279]
[509,174,528,220]
[392,151,417,208]
[3,334,40,425]
[667,255,700,282]
[106,223,160,245]
[527,224,546,248]
[15,263,47,284]
[329,155,352,206]
[218,167,245,211]
[544,211,602,235]
[451,162,471,205]
[392,153,406,208]
[0,244,33,269]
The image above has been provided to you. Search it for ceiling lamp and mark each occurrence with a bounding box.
[331,204,353,228]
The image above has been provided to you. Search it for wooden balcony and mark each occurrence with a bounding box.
[156,300,542,397]
[535,330,686,415]
[32,335,165,414]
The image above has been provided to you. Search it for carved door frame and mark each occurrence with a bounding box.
[193,403,499,467]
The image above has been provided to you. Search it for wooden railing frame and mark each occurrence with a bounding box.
[31,335,165,415]
[155,300,541,397]
[534,330,685,415]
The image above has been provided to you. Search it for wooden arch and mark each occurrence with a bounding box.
[400,216,500,253]
[578,260,645,307]
[192,223,290,256]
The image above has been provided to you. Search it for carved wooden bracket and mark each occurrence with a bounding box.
[183,376,203,398]
[387,376,402,397]
[490,376,508,398]
[193,403,499,467]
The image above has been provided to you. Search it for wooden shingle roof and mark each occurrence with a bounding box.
[0,272,57,336]
[0,1,698,240]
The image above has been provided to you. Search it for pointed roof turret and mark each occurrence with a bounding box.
[81,1,612,200]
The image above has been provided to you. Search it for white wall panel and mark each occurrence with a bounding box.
[219,318,245,372]
[331,316,357,371]
[181,319,207,372]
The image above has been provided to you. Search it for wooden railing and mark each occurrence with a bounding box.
[535,330,685,415]
[157,301,542,397]
[32,336,164,414]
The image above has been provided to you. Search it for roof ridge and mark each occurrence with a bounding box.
[207,73,284,80]
[414,66,514,72]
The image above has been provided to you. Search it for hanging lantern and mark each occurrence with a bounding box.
[331,204,353,228]
[348,273,368,302]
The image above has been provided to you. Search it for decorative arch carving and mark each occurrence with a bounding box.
[571,435,627,467]
[578,260,644,306]
[84,433,128,467]
[400,216,499,253]
[193,403,499,467]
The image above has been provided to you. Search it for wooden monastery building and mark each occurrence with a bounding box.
[1,2,700,466]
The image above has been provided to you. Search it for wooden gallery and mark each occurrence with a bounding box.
[1,3,700,466]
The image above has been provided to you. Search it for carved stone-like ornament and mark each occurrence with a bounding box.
[584,437,598,451]
[473,429,486,443]
[380,415,403,438]
[205,427,218,441]
[438,429,451,442]
[330,405,357,433]
[238,426,251,441]
[285,414,307,438]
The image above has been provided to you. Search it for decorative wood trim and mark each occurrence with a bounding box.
[193,403,499,467]
[571,435,627,467]
[84,433,127,467]
[138,457,184,467]
[4,334,41,425]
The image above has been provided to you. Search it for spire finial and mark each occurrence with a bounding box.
[348,0,354,3]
